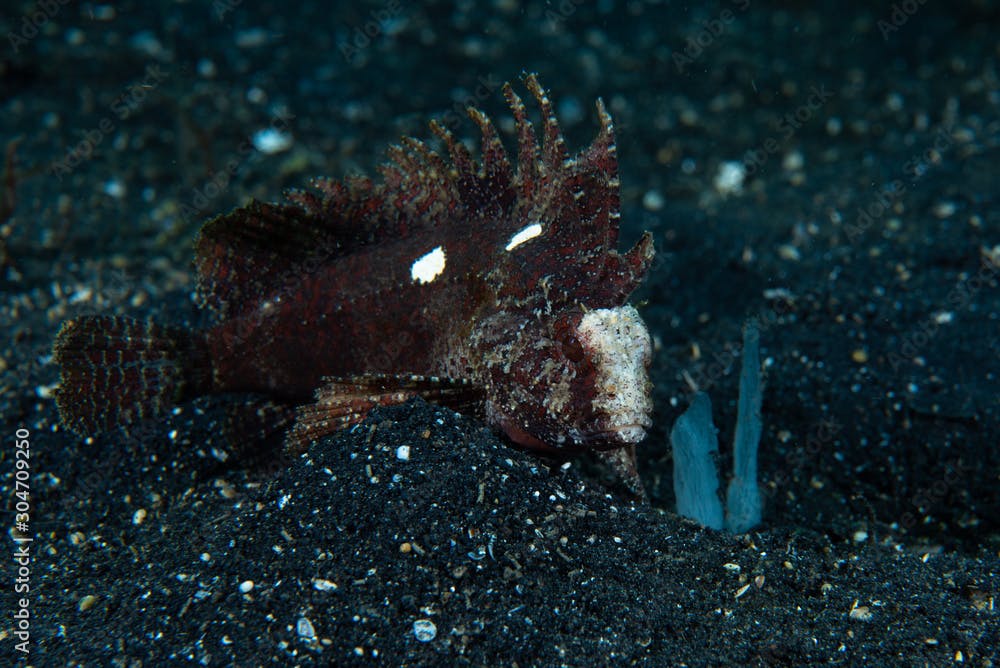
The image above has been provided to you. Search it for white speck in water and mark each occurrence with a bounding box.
[714,161,746,196]
[252,128,293,154]
[642,190,664,212]
[103,179,126,199]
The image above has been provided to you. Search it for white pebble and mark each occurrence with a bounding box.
[297,616,316,639]
[782,150,804,172]
[713,161,746,196]
[642,189,665,212]
[235,28,269,48]
[252,128,293,154]
[197,58,217,78]
[103,179,126,199]
[312,578,338,592]
[413,619,437,642]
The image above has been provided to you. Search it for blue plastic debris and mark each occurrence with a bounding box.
[725,322,763,534]
[670,392,724,530]
[671,322,763,534]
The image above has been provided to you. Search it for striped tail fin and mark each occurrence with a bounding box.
[52,316,213,435]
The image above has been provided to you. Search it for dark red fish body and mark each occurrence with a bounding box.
[54,75,655,490]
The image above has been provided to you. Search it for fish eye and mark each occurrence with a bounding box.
[551,311,588,363]
[560,335,586,363]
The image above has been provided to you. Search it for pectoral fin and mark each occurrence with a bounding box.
[284,373,485,453]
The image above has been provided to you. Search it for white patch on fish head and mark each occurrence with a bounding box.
[575,305,653,444]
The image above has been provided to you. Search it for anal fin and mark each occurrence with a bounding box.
[285,374,484,454]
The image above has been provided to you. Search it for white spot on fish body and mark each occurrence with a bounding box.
[505,223,543,251]
[411,246,446,284]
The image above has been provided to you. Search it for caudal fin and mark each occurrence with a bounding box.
[52,315,213,435]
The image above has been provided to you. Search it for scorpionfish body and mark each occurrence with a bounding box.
[53,74,655,491]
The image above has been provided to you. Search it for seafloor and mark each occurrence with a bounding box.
[1,1,998,665]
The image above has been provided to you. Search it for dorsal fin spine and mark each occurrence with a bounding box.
[525,73,568,173]
[502,82,540,200]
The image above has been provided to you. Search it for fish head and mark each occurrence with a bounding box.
[480,304,653,453]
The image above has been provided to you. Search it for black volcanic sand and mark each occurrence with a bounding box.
[1,1,998,666]
[10,400,998,666]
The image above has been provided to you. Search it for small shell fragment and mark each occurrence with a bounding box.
[312,578,338,592]
[297,616,317,639]
[849,600,873,622]
[413,619,437,642]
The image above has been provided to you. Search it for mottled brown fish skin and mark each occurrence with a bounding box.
[203,230,487,398]
[53,74,655,492]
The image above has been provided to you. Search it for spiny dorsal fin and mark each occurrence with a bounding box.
[468,107,514,206]
[493,77,634,306]
[194,74,634,319]
[502,82,541,202]
[525,73,569,174]
[195,200,363,318]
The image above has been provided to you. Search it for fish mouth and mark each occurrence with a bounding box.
[605,423,649,444]
[581,416,653,446]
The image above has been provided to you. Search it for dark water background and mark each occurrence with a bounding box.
[1,1,998,664]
